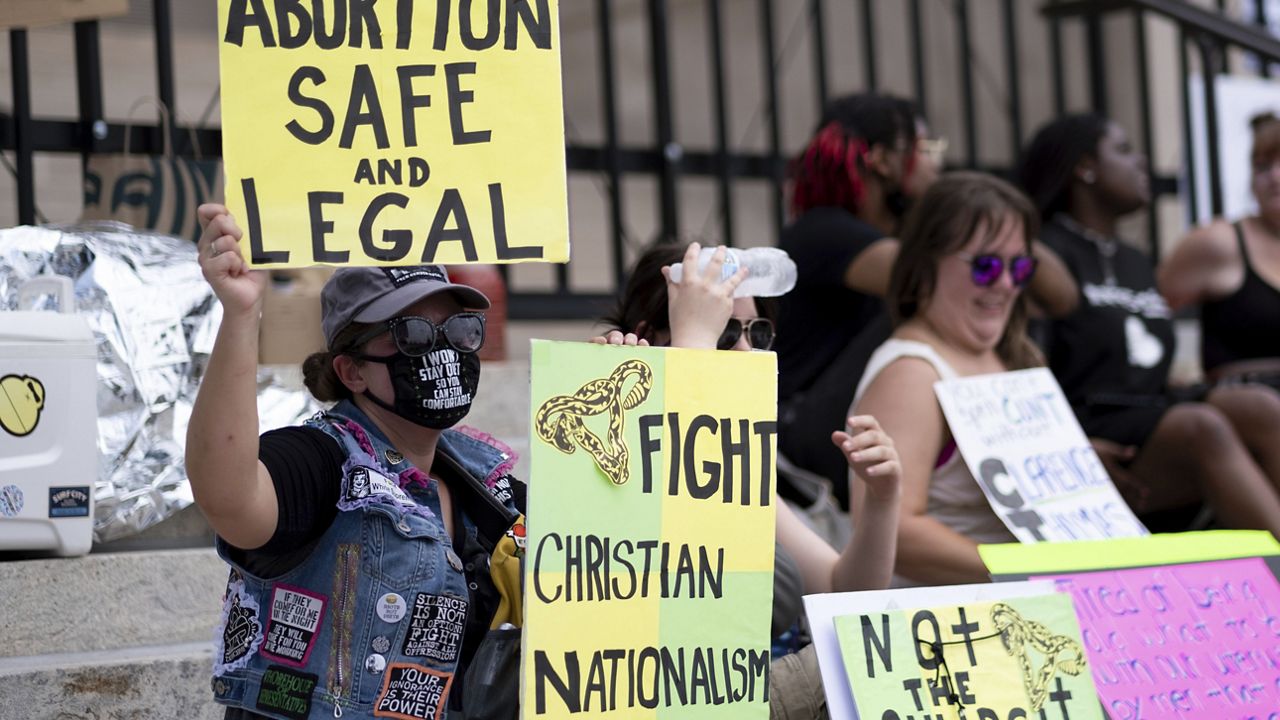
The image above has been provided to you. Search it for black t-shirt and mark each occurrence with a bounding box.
[1041,218,1176,410]
[776,208,886,401]
[223,426,527,720]
[220,427,345,579]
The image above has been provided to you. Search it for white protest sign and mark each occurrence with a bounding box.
[933,368,1148,543]
[803,581,1055,720]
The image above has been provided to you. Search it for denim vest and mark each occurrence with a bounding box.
[211,401,519,720]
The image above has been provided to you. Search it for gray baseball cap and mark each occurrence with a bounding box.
[320,266,490,350]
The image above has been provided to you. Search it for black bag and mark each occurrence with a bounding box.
[442,454,524,720]
[460,625,521,720]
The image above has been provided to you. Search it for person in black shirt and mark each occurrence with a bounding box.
[1159,111,1280,387]
[1021,115,1280,537]
[774,94,927,505]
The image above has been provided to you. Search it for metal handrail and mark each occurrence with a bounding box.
[5,0,1275,315]
[1045,0,1280,61]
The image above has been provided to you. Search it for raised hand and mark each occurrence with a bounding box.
[197,203,268,318]
[662,242,747,349]
[832,414,902,500]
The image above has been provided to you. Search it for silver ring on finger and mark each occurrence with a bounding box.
[209,242,221,259]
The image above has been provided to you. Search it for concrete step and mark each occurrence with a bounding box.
[0,643,221,718]
[0,548,225,658]
[0,548,226,714]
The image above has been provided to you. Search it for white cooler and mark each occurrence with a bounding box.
[0,276,98,556]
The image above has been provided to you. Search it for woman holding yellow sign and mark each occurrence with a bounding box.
[594,241,904,720]
[596,241,903,596]
[187,204,524,720]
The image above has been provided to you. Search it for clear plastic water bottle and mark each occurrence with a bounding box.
[667,246,797,298]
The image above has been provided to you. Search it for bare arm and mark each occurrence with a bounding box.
[775,500,841,594]
[842,238,899,297]
[184,204,278,550]
[1157,221,1239,311]
[774,418,903,594]
[772,411,905,594]
[829,415,901,591]
[1026,240,1080,318]
[855,358,989,585]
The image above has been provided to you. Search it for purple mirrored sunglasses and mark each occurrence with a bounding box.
[955,252,1038,288]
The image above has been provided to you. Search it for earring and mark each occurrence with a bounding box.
[1081,170,1096,184]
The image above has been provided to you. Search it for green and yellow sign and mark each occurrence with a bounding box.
[524,340,778,719]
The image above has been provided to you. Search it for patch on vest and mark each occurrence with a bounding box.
[374,663,453,720]
[261,585,327,666]
[339,464,432,520]
[342,465,414,506]
[255,665,317,720]
[213,579,262,676]
[401,593,468,663]
[327,544,360,699]
[489,474,515,504]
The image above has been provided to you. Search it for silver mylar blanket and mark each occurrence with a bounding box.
[0,222,321,543]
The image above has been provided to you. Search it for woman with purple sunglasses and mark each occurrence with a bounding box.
[1021,114,1280,539]
[851,172,1046,586]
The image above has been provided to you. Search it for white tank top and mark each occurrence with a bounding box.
[853,339,1016,586]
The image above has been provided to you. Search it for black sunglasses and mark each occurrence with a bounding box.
[348,313,486,357]
[956,252,1038,288]
[717,318,775,351]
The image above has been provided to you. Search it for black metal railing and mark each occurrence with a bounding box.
[1047,0,1280,252]
[4,0,1280,317]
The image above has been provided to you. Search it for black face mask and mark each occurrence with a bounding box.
[361,348,481,430]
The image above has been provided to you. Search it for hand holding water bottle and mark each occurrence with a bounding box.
[666,245,797,298]
[661,243,746,349]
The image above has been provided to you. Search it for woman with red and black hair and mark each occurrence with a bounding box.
[776,94,922,408]
[775,94,933,505]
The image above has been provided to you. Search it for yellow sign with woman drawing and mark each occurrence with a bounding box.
[833,593,1103,720]
[524,340,777,719]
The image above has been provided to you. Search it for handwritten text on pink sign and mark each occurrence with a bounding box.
[1036,558,1280,720]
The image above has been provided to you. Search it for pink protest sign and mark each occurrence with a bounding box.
[1035,558,1280,720]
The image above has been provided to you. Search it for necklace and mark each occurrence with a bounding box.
[1054,213,1118,286]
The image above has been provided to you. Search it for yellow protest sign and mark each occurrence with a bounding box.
[979,530,1280,577]
[835,594,1104,720]
[524,341,777,719]
[217,0,568,268]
